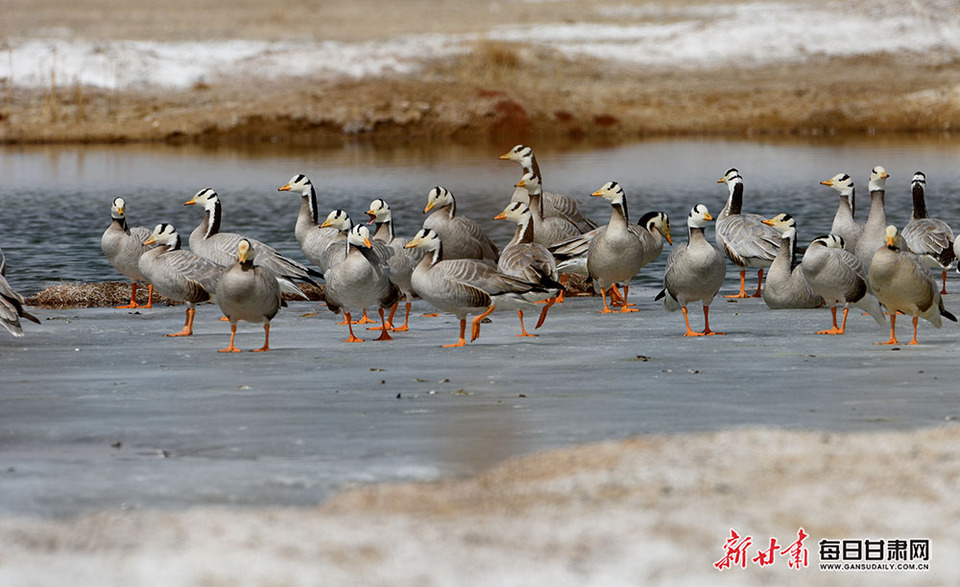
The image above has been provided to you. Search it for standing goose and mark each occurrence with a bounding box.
[184,188,323,297]
[0,249,40,337]
[657,204,726,336]
[139,224,223,337]
[760,214,824,310]
[853,166,890,271]
[366,198,424,332]
[422,186,499,263]
[500,144,597,232]
[514,172,581,247]
[405,228,550,347]
[900,172,955,294]
[317,209,353,274]
[820,172,862,252]
[800,234,885,335]
[868,225,956,345]
[586,181,650,313]
[277,174,340,273]
[216,239,283,353]
[715,168,780,298]
[101,196,154,308]
[324,224,400,343]
[493,201,564,336]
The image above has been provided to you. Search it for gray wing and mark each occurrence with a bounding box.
[716,214,780,266]
[543,191,598,231]
[0,250,40,336]
[902,218,956,268]
[163,250,224,299]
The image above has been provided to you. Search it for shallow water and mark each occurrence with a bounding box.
[4,135,960,294]
[3,136,960,518]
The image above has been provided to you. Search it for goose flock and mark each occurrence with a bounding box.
[3,146,959,349]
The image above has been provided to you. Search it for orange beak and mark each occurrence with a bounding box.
[278,184,291,192]
[820,180,834,186]
[494,212,507,220]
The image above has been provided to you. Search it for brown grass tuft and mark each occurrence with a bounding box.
[26,281,325,309]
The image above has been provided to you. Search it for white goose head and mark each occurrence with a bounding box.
[348,224,373,249]
[184,187,219,209]
[278,173,313,196]
[110,197,127,220]
[143,223,180,248]
[236,238,256,264]
[515,171,541,193]
[405,228,443,257]
[810,234,846,250]
[717,167,743,190]
[424,186,455,214]
[639,211,673,245]
[868,166,889,191]
[884,225,903,250]
[499,144,533,165]
[494,201,531,225]
[320,209,352,232]
[820,172,854,195]
[591,181,625,204]
[761,212,796,234]
[366,198,392,224]
[687,204,714,229]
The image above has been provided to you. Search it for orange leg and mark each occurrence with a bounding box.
[442,319,468,347]
[599,286,614,314]
[393,301,412,332]
[138,284,154,309]
[117,282,140,309]
[724,270,749,298]
[555,276,567,303]
[618,284,639,313]
[515,310,537,337]
[876,312,899,345]
[470,305,496,342]
[374,308,393,341]
[608,284,624,307]
[166,307,196,337]
[251,323,271,352]
[355,308,376,324]
[535,296,557,329]
[341,312,364,343]
[218,323,241,352]
[701,305,725,336]
[368,301,397,331]
[680,306,701,337]
[908,316,920,345]
[750,269,764,298]
[941,270,948,295]
[817,307,849,335]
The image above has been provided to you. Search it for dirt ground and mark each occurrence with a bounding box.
[3,0,960,146]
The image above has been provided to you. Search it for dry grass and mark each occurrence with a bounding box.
[26,281,325,309]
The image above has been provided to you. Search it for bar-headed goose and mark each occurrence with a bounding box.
[820,172,862,252]
[494,202,564,336]
[586,181,650,313]
[800,234,885,335]
[216,239,283,352]
[324,224,401,343]
[367,198,424,332]
[854,166,890,271]
[500,144,597,232]
[657,204,726,336]
[715,168,779,298]
[868,225,956,345]
[139,224,223,337]
[900,172,956,294]
[422,186,499,263]
[101,196,154,309]
[405,228,550,347]
[277,174,340,273]
[184,188,322,298]
[760,214,824,310]
[514,172,582,247]
[0,249,40,337]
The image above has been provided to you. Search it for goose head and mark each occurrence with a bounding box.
[810,234,845,250]
[494,201,531,225]
[884,225,903,250]
[515,171,541,193]
[499,144,533,165]
[320,209,352,231]
[761,213,796,234]
[687,204,714,228]
[348,224,373,249]
[868,166,889,191]
[717,167,742,185]
[405,228,442,253]
[424,186,455,214]
[236,238,255,264]
[143,223,180,247]
[911,171,926,190]
[110,197,128,220]
[278,173,313,195]
[640,211,672,245]
[820,172,854,196]
[591,181,625,204]
[366,198,392,224]
[184,187,218,209]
